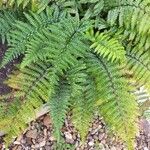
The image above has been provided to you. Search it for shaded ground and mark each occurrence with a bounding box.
[0,42,21,94]
[0,42,12,94]
[0,43,150,150]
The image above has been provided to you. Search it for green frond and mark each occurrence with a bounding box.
[0,10,17,43]
[21,17,91,69]
[1,7,61,68]
[86,29,126,62]
[126,49,150,92]
[0,61,59,143]
[63,62,96,141]
[86,53,139,149]
[49,80,70,142]
[0,0,50,12]
[105,0,150,53]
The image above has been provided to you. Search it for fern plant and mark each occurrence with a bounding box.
[0,0,150,149]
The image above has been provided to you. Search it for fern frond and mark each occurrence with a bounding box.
[86,53,138,149]
[0,61,59,143]
[20,17,91,69]
[68,67,95,141]
[1,0,50,12]
[1,7,61,68]
[49,79,70,142]
[126,50,150,93]
[106,0,150,52]
[86,29,126,62]
[0,2,144,148]
[0,10,17,43]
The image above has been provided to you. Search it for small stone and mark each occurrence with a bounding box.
[31,144,35,148]
[0,131,5,137]
[72,133,77,140]
[49,136,56,141]
[46,141,51,146]
[45,145,50,150]
[16,135,22,143]
[39,140,46,147]
[37,135,45,143]
[43,115,51,127]
[64,132,74,144]
[104,144,109,150]
[92,123,99,129]
[26,129,38,139]
[44,128,47,136]
[13,141,21,145]
[26,137,33,145]
[32,139,36,144]
[98,133,105,141]
[12,145,22,150]
[101,139,106,144]
[144,147,149,150]
[93,134,98,140]
[20,139,26,144]
[110,146,116,150]
[91,129,98,135]
[88,139,94,146]
[33,143,40,148]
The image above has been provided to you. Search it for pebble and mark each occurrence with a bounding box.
[98,133,105,141]
[13,141,21,145]
[110,146,116,150]
[0,131,5,137]
[88,139,94,146]
[26,129,38,139]
[49,136,56,141]
[12,145,22,150]
[43,115,51,127]
[64,131,74,144]
[39,140,46,147]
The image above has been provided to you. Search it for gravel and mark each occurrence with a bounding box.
[0,114,149,150]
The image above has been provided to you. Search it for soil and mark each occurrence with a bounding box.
[0,42,12,94]
[0,42,20,94]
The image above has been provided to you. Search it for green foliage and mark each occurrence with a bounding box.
[0,0,150,149]
[0,0,50,13]
[0,61,59,142]
[86,29,126,62]
[49,80,70,142]
[0,10,18,43]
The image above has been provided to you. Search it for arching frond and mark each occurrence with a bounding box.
[0,10,18,43]
[126,49,150,92]
[0,61,59,143]
[86,29,126,63]
[0,0,50,12]
[67,64,95,141]
[1,7,63,67]
[20,17,91,69]
[86,53,139,149]
[1,1,149,149]
[49,80,70,142]
[105,0,150,53]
